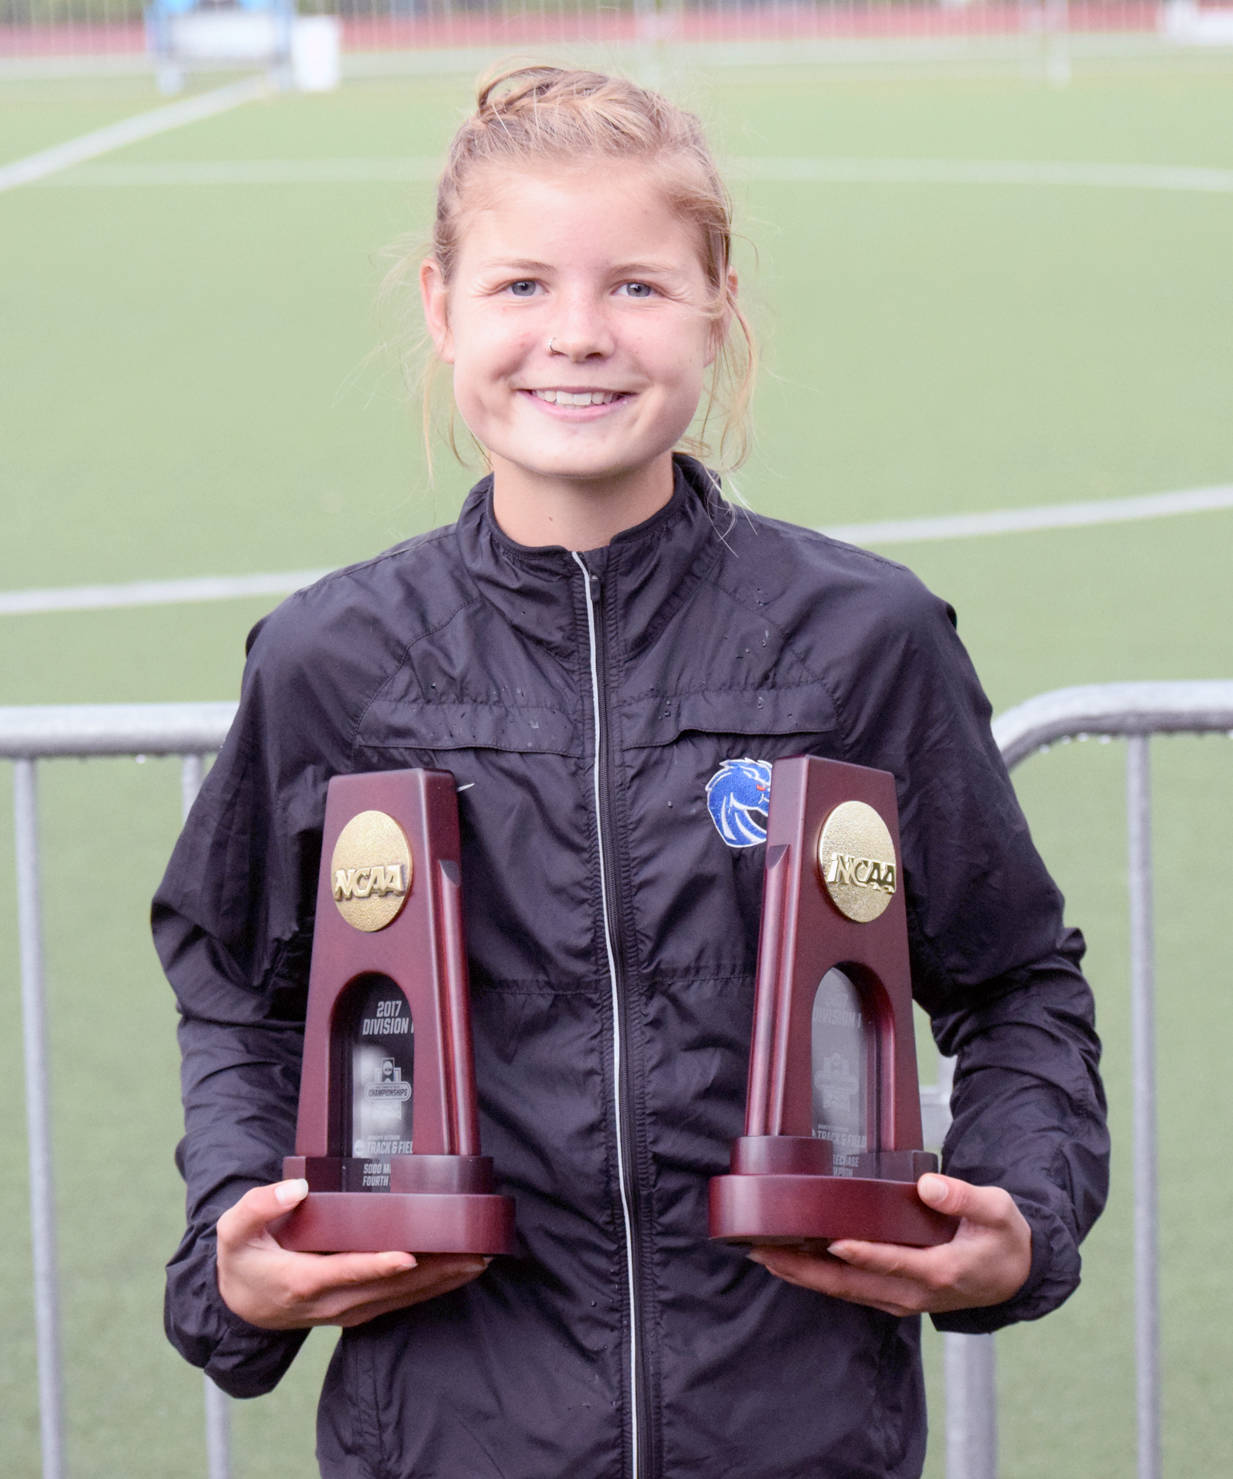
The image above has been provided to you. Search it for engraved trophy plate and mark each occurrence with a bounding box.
[811,968,868,1173]
[275,769,515,1255]
[709,756,957,1248]
[345,974,415,1188]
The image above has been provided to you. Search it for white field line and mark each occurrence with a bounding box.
[30,156,444,187]
[0,76,269,194]
[0,569,332,617]
[26,155,1233,195]
[741,157,1233,195]
[4,484,1231,618]
[824,483,1233,547]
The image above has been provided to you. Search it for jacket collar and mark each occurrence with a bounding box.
[455,455,736,659]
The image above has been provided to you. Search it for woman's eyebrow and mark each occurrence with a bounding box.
[473,257,553,274]
[611,260,683,276]
[472,256,686,277]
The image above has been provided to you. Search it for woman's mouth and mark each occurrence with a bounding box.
[529,389,625,407]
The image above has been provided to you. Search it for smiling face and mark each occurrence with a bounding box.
[420,161,723,549]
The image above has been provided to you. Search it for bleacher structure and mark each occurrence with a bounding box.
[3,1,1233,84]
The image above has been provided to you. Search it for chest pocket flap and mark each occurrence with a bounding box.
[619,684,838,749]
[357,699,578,757]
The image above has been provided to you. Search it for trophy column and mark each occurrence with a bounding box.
[276,768,515,1254]
[710,756,956,1248]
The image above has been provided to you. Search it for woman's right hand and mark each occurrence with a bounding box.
[216,1179,489,1330]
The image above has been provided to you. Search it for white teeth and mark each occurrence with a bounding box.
[533,390,620,406]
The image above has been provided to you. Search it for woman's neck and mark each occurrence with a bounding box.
[489,454,675,552]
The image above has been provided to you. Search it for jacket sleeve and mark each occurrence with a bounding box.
[833,566,1110,1333]
[927,939,1108,1334]
[152,606,342,1396]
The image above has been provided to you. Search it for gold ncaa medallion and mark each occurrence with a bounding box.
[330,810,413,933]
[817,800,897,923]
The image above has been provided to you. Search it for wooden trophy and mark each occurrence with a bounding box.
[275,768,515,1254]
[710,756,956,1248]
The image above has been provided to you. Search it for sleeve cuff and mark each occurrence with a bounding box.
[165,1237,308,1398]
[931,1197,1082,1335]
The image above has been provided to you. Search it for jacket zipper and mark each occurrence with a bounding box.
[572,552,648,1479]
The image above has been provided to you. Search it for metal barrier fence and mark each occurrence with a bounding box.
[5,678,1233,1479]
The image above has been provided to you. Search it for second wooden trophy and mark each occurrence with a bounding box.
[275,768,515,1255]
[710,756,957,1249]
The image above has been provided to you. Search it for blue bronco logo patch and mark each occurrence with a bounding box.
[705,758,773,848]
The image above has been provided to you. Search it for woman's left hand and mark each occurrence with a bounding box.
[746,1172,1031,1318]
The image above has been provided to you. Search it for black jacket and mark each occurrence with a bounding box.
[154,456,1108,1479]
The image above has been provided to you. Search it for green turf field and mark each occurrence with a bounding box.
[2,47,1231,1479]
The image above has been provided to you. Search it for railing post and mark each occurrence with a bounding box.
[204,1378,232,1479]
[179,752,233,1479]
[15,757,65,1479]
[944,1333,997,1479]
[1126,736,1161,1479]
[922,1054,999,1479]
[181,752,205,821]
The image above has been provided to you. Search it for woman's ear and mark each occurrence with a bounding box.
[420,259,454,363]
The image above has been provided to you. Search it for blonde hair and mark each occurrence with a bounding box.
[421,64,756,470]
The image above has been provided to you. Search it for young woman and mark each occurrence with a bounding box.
[156,66,1107,1478]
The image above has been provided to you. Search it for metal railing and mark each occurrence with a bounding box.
[4,702,234,1479]
[989,679,1233,1479]
[5,679,1233,1479]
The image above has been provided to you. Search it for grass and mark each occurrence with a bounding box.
[1,48,1231,1478]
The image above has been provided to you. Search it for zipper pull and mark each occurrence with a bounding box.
[571,549,601,604]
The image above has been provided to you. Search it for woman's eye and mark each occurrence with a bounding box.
[620,282,655,299]
[507,280,538,297]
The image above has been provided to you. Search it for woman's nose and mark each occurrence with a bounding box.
[546,297,615,361]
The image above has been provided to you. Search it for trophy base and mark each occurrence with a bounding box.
[709,1140,956,1248]
[275,1153,516,1255]
[709,1171,956,1248]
